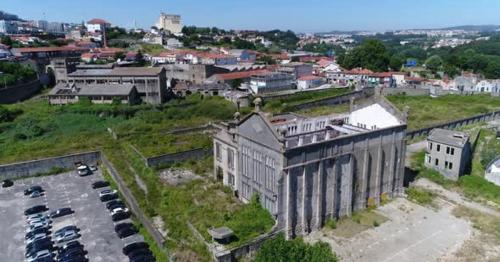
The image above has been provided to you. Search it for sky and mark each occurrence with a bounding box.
[2,0,500,33]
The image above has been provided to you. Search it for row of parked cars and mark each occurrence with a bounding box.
[92,180,155,262]
[23,185,86,262]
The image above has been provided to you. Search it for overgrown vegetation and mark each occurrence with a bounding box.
[406,187,437,207]
[388,94,500,130]
[254,234,337,262]
[262,88,351,113]
[0,61,37,88]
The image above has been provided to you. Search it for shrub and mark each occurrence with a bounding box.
[325,218,337,230]
[255,234,337,262]
[406,187,436,206]
[373,220,380,227]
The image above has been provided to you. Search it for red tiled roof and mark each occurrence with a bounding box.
[87,18,109,25]
[298,75,322,81]
[369,72,393,78]
[213,69,270,81]
[318,59,333,68]
[343,68,373,75]
[15,46,90,53]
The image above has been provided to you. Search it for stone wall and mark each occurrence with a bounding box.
[146,148,213,168]
[0,79,41,104]
[289,88,375,111]
[406,110,500,139]
[214,229,283,262]
[381,87,430,96]
[0,151,100,180]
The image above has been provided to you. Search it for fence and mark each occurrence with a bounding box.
[288,87,375,112]
[0,151,101,180]
[406,110,500,140]
[100,154,166,248]
[0,79,41,104]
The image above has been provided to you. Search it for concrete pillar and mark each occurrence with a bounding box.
[298,136,304,146]
[375,136,383,205]
[312,134,318,143]
[285,170,293,239]
[301,167,308,235]
[315,161,324,230]
[346,155,354,216]
[331,159,338,219]
[361,146,370,208]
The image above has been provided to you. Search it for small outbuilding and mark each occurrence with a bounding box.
[208,227,234,244]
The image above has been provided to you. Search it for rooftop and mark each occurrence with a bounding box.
[49,83,135,96]
[69,67,163,77]
[427,128,470,148]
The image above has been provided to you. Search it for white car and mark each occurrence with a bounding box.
[27,249,52,262]
[26,233,48,244]
[26,222,50,233]
[55,230,79,243]
[99,189,117,198]
[77,165,90,176]
[26,213,47,222]
[28,217,51,226]
[110,207,129,216]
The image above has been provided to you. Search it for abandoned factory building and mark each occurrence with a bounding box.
[213,97,407,238]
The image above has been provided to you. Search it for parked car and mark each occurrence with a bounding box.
[27,249,53,262]
[110,207,129,216]
[26,233,49,244]
[89,165,98,171]
[28,217,51,226]
[114,222,135,232]
[100,192,118,202]
[60,240,83,252]
[25,239,54,257]
[26,222,51,233]
[24,185,43,196]
[30,190,43,198]
[27,213,48,222]
[55,230,80,243]
[24,205,48,216]
[111,211,130,222]
[106,199,124,210]
[99,189,117,197]
[117,226,138,239]
[57,246,86,260]
[77,165,91,176]
[126,248,153,260]
[54,226,79,237]
[1,179,13,188]
[91,180,109,189]
[49,208,74,219]
[122,242,148,256]
[59,254,87,262]
[129,253,155,262]
[26,228,51,240]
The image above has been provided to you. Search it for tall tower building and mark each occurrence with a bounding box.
[155,13,182,34]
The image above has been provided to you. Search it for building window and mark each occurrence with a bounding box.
[446,147,450,154]
[449,162,453,170]
[215,142,222,161]
[427,155,431,163]
[228,173,235,186]
[429,142,433,150]
[435,158,439,166]
[228,149,234,170]
[450,148,455,155]
[445,161,449,169]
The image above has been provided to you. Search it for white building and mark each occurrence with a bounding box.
[155,13,182,35]
[347,103,402,130]
[249,73,295,94]
[474,80,495,93]
[86,18,110,33]
[0,20,18,34]
[297,75,324,90]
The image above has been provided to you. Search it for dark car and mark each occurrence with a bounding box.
[59,241,84,252]
[107,202,126,211]
[91,180,109,189]
[127,248,153,260]
[59,254,88,262]
[25,205,48,216]
[57,247,86,260]
[122,242,149,256]
[54,226,79,237]
[117,226,138,239]
[1,179,13,188]
[49,208,74,219]
[111,211,130,222]
[100,193,118,202]
[24,185,43,196]
[26,228,51,240]
[26,240,54,257]
[130,253,155,262]
[114,222,134,232]
[106,199,124,210]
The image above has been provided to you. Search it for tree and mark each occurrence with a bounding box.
[340,39,390,72]
[1,35,12,46]
[114,51,126,61]
[425,55,443,72]
[389,55,404,71]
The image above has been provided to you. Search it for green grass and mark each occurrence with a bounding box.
[387,94,500,130]
[262,88,351,113]
[406,187,437,206]
[331,210,388,238]
[295,103,350,117]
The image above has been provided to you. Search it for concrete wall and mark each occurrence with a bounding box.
[214,229,282,262]
[0,151,100,180]
[406,110,500,139]
[283,125,406,237]
[381,87,430,96]
[0,79,41,104]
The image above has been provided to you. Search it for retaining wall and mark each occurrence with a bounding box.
[214,229,282,262]
[0,79,41,104]
[406,110,500,140]
[146,148,212,168]
[381,87,430,96]
[289,87,375,111]
[0,151,101,180]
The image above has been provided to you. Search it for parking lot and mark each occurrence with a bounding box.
[0,169,143,262]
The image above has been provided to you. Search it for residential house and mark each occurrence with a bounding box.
[249,72,295,94]
[424,128,471,181]
[297,75,325,90]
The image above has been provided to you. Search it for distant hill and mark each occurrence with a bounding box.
[0,10,21,21]
[441,25,500,32]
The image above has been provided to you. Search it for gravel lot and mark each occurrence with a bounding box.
[0,170,142,262]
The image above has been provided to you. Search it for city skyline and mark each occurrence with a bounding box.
[2,0,500,33]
